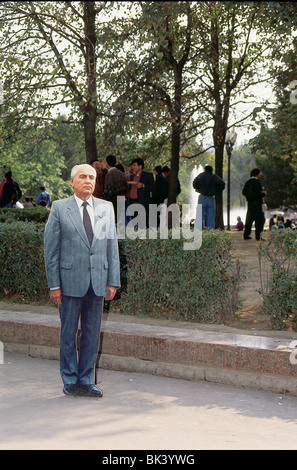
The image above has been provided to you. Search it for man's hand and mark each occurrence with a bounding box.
[105,286,117,301]
[50,288,62,305]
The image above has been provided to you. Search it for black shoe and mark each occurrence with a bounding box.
[63,384,76,397]
[244,236,252,240]
[76,383,103,398]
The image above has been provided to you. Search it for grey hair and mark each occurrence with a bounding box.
[71,164,96,179]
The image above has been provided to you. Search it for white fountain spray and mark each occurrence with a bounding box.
[188,164,204,223]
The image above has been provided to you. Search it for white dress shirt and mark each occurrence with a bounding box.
[74,194,95,229]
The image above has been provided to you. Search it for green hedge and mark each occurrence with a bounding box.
[0,207,50,224]
[0,220,242,324]
[2,218,296,328]
[258,229,297,330]
[0,221,48,301]
[116,230,242,323]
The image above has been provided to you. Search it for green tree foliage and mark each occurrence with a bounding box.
[96,1,295,226]
[0,1,296,217]
[250,127,297,210]
[0,119,72,201]
[0,1,109,163]
[250,33,297,209]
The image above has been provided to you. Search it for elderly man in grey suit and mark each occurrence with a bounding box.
[44,164,120,398]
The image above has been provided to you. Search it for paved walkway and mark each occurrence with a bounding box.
[1,229,297,450]
[1,353,297,450]
[1,229,297,398]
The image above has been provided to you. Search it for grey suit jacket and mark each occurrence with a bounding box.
[44,195,120,297]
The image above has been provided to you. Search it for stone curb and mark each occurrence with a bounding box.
[1,309,297,396]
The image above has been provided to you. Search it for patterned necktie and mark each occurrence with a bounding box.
[82,201,93,245]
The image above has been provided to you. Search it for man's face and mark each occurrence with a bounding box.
[132,162,142,174]
[70,165,96,200]
[91,160,101,171]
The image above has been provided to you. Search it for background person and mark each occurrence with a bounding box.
[102,154,129,221]
[242,168,266,241]
[162,165,181,198]
[90,159,101,198]
[0,170,22,208]
[129,157,154,229]
[152,165,169,228]
[192,165,225,230]
[235,216,244,231]
[35,186,51,206]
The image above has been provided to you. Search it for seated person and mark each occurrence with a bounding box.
[277,213,284,223]
[269,216,278,230]
[235,216,244,231]
[277,220,285,229]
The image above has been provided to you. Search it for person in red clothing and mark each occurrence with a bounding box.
[0,165,7,197]
[0,170,22,208]
[129,157,154,229]
[0,177,4,198]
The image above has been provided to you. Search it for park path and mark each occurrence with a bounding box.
[228,230,270,330]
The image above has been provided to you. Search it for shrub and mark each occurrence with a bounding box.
[0,221,48,301]
[0,219,242,324]
[0,207,50,224]
[258,229,297,330]
[116,230,242,324]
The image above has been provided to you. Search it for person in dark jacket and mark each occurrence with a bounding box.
[152,165,169,228]
[242,168,266,241]
[152,166,169,205]
[0,170,22,208]
[102,154,129,221]
[192,165,225,230]
[129,157,154,229]
[162,165,181,198]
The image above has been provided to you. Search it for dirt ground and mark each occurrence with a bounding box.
[224,230,270,330]
[1,228,296,339]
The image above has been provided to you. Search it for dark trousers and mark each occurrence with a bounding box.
[244,202,264,240]
[59,284,103,386]
[127,198,149,229]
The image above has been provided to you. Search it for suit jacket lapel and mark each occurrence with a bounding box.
[92,196,111,246]
[91,196,100,248]
[66,195,90,248]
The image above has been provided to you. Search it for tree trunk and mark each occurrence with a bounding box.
[83,105,97,164]
[83,1,98,163]
[215,140,225,230]
[213,101,230,229]
[168,67,183,229]
[212,105,226,229]
[168,121,180,205]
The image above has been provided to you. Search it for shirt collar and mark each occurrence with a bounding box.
[74,194,93,208]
